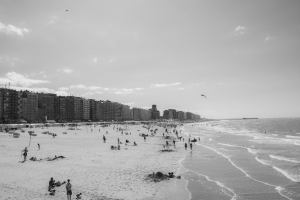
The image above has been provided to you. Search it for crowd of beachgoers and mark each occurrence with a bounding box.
[0,121,201,200]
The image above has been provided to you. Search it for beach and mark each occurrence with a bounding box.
[0,124,190,200]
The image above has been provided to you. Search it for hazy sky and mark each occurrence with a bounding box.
[0,0,300,119]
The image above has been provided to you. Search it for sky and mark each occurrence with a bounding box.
[0,0,300,119]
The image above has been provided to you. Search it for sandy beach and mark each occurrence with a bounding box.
[0,124,190,200]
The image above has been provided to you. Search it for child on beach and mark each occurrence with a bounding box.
[22,147,28,161]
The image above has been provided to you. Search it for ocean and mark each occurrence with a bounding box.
[180,118,300,200]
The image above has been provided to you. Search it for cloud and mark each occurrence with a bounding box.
[59,84,102,91]
[0,71,49,87]
[48,16,58,25]
[0,22,29,37]
[109,58,116,63]
[234,26,246,35]
[63,68,73,73]
[8,85,69,96]
[122,102,135,106]
[0,56,23,67]
[93,57,98,63]
[55,91,69,96]
[264,36,274,42]
[152,82,181,88]
[58,87,69,91]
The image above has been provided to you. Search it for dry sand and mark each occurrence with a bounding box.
[0,124,189,200]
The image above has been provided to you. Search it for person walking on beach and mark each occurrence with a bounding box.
[66,179,72,200]
[166,141,169,148]
[185,143,187,150]
[190,143,193,150]
[22,147,28,161]
[103,135,106,143]
[38,143,40,150]
[173,140,176,147]
[118,138,120,144]
[144,136,146,142]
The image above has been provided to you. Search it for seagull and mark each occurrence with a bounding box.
[201,94,207,99]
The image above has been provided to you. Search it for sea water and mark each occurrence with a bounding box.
[180,118,300,200]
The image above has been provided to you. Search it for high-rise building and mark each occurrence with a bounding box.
[37,93,55,122]
[121,104,131,120]
[2,89,19,123]
[89,99,96,121]
[0,89,4,123]
[54,96,60,121]
[82,98,90,121]
[25,91,38,123]
[73,97,82,121]
[151,104,160,119]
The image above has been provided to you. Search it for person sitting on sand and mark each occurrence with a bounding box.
[76,193,82,199]
[49,177,55,191]
[134,141,137,146]
[126,139,130,143]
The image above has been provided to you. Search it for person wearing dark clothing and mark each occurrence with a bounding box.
[66,179,72,200]
[103,135,106,143]
[38,143,40,150]
[173,140,176,147]
[185,143,187,150]
[22,147,28,161]
[190,143,193,150]
[49,177,55,191]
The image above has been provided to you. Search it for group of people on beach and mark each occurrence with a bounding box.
[48,178,75,199]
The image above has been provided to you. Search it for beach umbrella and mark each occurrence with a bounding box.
[28,131,34,147]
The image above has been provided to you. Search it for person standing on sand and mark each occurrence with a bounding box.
[173,140,176,147]
[66,179,72,200]
[22,147,28,161]
[144,136,146,142]
[190,143,193,150]
[185,143,187,150]
[38,143,40,150]
[103,135,106,143]
[118,138,120,144]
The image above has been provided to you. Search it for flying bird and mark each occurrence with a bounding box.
[201,94,207,99]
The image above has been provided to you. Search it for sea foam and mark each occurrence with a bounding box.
[269,155,300,164]
[273,166,300,182]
